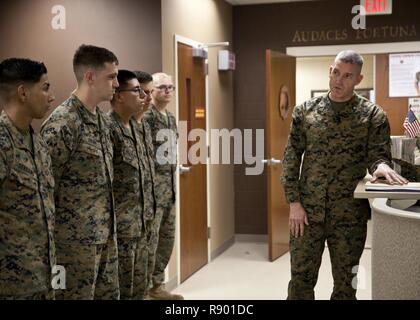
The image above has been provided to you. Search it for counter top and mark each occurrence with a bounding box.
[354,175,420,200]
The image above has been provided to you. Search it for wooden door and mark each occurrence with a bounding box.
[177,42,208,282]
[265,50,296,261]
[375,53,408,136]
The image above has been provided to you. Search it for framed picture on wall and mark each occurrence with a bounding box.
[311,88,373,100]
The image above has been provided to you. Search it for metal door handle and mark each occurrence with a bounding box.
[270,158,282,165]
[262,158,283,166]
[179,165,191,174]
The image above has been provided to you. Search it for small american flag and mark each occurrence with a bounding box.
[403,107,420,138]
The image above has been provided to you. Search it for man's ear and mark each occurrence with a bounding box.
[85,69,95,84]
[356,74,364,86]
[17,84,28,103]
[329,65,333,75]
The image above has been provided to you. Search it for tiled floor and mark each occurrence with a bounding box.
[173,225,372,300]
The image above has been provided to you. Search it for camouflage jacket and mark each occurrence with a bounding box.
[108,112,144,238]
[143,106,177,206]
[135,118,156,222]
[41,95,115,244]
[0,111,56,296]
[281,93,392,223]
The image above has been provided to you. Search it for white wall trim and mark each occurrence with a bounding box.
[174,34,211,286]
[286,41,420,57]
[211,236,235,261]
[235,234,268,243]
[165,274,178,292]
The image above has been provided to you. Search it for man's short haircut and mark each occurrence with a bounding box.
[116,70,137,90]
[111,69,137,104]
[0,58,47,103]
[73,44,119,83]
[152,72,172,85]
[335,50,364,67]
[133,70,153,84]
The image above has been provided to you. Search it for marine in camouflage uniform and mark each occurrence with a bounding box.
[134,117,158,296]
[41,95,119,300]
[282,92,393,299]
[0,112,56,300]
[143,105,178,291]
[109,108,152,300]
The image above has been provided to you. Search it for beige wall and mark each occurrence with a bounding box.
[0,0,162,131]
[161,0,235,284]
[296,55,374,105]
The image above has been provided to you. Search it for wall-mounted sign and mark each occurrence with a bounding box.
[218,50,236,71]
[291,24,416,44]
[409,98,420,121]
[389,53,420,97]
[278,85,290,120]
[195,107,205,119]
[361,0,392,16]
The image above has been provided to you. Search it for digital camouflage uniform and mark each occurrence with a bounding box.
[109,112,151,300]
[135,118,159,294]
[0,111,56,300]
[41,95,119,300]
[143,106,177,287]
[282,93,392,300]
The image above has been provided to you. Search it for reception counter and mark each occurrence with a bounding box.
[371,198,420,299]
[355,178,420,300]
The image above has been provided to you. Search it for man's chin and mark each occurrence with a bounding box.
[33,112,48,120]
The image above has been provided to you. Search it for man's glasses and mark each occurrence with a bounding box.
[155,85,176,92]
[117,87,146,97]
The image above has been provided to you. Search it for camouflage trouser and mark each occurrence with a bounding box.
[118,220,160,299]
[151,204,175,286]
[118,236,146,300]
[55,236,120,300]
[0,290,55,300]
[288,218,367,300]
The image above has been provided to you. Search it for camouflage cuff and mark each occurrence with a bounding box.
[370,159,393,174]
[284,190,300,204]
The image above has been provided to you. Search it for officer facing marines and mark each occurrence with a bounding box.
[0,58,56,300]
[282,50,408,300]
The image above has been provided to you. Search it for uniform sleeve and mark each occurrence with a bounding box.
[40,120,76,189]
[0,134,11,183]
[0,151,7,183]
[142,111,154,128]
[367,108,393,174]
[281,104,306,203]
[108,121,120,152]
[170,113,179,139]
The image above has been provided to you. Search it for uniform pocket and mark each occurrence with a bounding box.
[11,167,38,191]
[77,142,102,158]
[121,144,140,170]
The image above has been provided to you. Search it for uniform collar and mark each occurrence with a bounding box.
[324,92,358,112]
[110,111,136,141]
[70,94,100,125]
[0,111,35,153]
[151,104,170,127]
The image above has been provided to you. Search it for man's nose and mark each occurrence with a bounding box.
[49,92,56,102]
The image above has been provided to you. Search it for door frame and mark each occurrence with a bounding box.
[174,34,211,286]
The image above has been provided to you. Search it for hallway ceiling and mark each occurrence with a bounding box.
[225,0,319,5]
